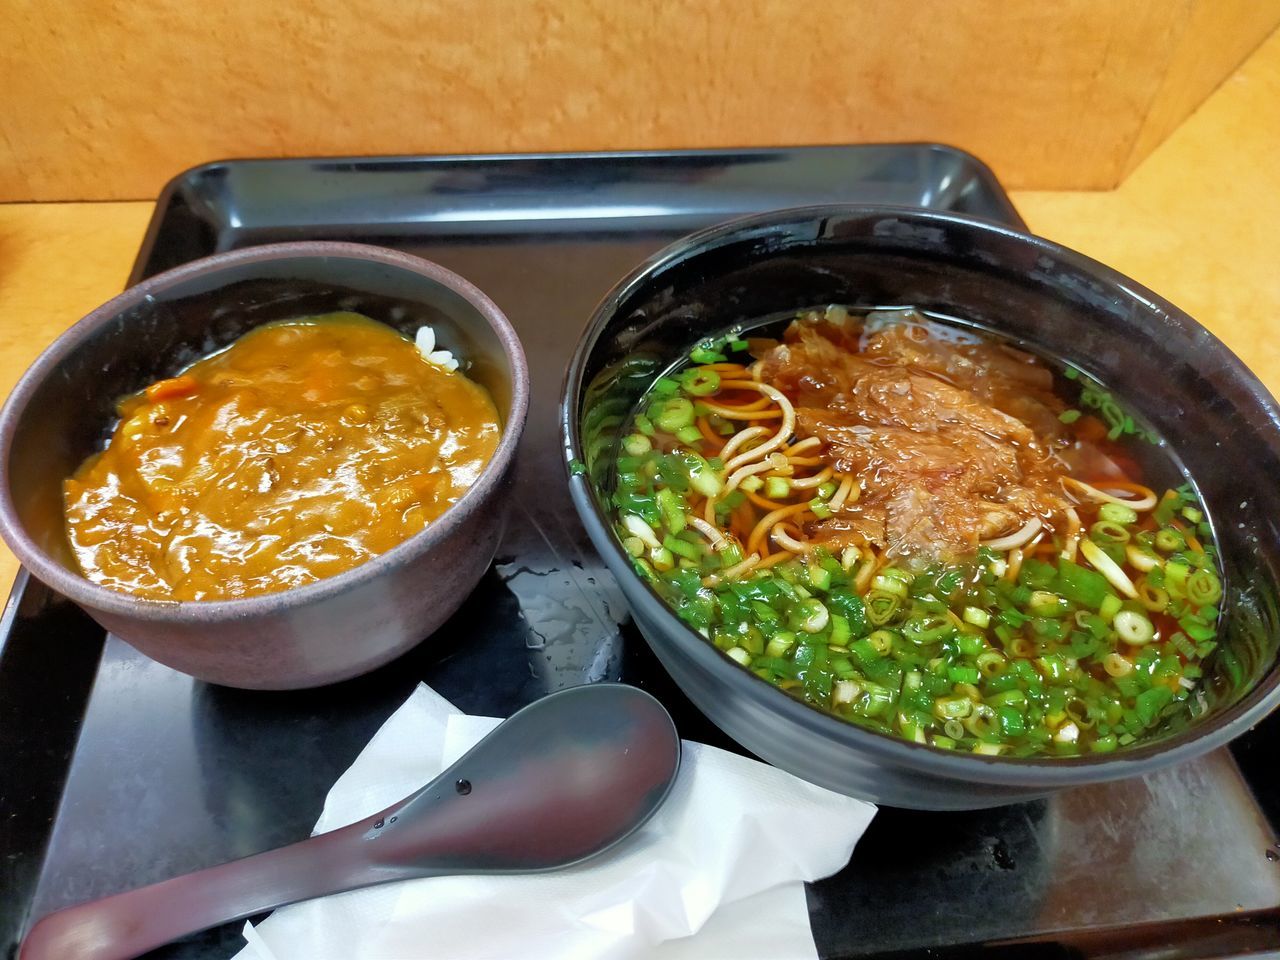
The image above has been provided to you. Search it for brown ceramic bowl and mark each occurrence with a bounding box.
[0,242,529,690]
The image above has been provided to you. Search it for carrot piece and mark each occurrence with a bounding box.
[696,417,722,446]
[1071,415,1109,443]
[1169,519,1204,553]
[145,374,198,402]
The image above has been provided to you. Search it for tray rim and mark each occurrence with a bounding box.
[128,141,1025,285]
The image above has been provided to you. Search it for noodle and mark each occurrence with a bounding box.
[724,458,775,493]
[719,382,797,472]
[747,502,811,556]
[702,552,761,586]
[783,437,822,456]
[771,523,811,553]
[688,516,731,552]
[831,476,857,511]
[696,402,782,420]
[1060,506,1081,562]
[789,467,834,490]
[718,425,770,464]
[1063,476,1158,511]
[982,517,1043,551]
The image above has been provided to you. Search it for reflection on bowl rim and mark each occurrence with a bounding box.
[0,241,530,621]
[562,203,1280,787]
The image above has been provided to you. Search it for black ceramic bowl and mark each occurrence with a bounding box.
[0,242,529,690]
[562,205,1280,809]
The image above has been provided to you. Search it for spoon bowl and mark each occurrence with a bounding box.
[21,683,681,960]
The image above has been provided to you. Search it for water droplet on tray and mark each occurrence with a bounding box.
[991,838,1015,870]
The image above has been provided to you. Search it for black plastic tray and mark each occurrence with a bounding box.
[3,146,1278,960]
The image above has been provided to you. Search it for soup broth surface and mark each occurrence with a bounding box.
[608,307,1222,757]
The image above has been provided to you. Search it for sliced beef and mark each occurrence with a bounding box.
[760,319,1071,563]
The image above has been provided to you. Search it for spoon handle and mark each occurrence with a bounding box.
[20,812,391,960]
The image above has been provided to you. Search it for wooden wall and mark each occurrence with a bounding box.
[2,0,1277,201]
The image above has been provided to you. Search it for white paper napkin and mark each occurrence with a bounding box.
[233,684,875,960]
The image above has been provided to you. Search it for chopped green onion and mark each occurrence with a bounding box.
[808,563,832,591]
[1028,591,1070,617]
[1185,569,1222,607]
[1135,686,1172,727]
[866,592,901,626]
[976,650,1007,677]
[867,630,895,655]
[655,488,686,533]
[1098,593,1123,623]
[1099,502,1138,525]
[1103,651,1134,676]
[871,573,910,599]
[1090,520,1131,544]
[997,706,1026,737]
[1181,618,1217,643]
[765,631,796,658]
[830,613,852,647]
[962,606,990,627]
[903,615,953,645]
[765,476,791,500]
[1053,559,1109,608]
[663,534,703,561]
[650,545,675,571]
[1113,610,1155,645]
[935,696,973,719]
[1136,580,1170,612]
[680,367,722,396]
[689,343,727,364]
[675,424,703,446]
[1164,561,1191,599]
[1080,539,1139,599]
[795,598,830,633]
[652,397,695,432]
[688,459,723,498]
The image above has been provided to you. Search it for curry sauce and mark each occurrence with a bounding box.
[64,312,501,601]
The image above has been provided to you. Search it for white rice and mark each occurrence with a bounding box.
[414,326,460,372]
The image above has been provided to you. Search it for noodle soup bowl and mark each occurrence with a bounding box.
[562,205,1280,809]
[0,242,528,690]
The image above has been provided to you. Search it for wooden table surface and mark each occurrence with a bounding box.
[0,29,1277,595]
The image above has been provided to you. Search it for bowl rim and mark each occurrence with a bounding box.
[561,202,1280,788]
[0,240,530,621]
